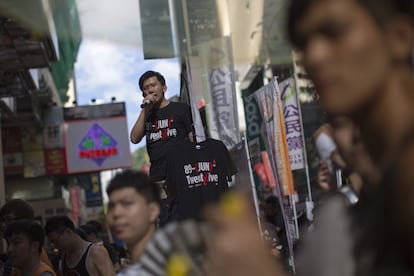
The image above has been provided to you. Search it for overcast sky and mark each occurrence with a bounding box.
[74,0,181,153]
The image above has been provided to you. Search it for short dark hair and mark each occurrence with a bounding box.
[44,216,76,235]
[80,223,96,236]
[0,199,34,221]
[106,170,161,205]
[85,220,103,234]
[4,220,44,254]
[287,0,414,48]
[138,70,166,92]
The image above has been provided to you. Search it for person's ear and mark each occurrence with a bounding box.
[387,16,414,63]
[148,202,160,223]
[162,85,167,93]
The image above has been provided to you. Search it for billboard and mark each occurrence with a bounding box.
[64,103,132,174]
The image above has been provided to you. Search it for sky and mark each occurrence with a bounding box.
[74,0,181,153]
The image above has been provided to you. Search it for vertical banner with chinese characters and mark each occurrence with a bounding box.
[253,79,297,267]
[43,107,66,175]
[253,80,295,196]
[198,36,240,149]
[279,78,305,170]
[70,186,81,226]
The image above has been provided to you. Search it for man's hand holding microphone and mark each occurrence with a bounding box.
[140,99,152,108]
[141,94,156,109]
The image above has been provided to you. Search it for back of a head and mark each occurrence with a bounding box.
[138,70,166,91]
[80,223,97,236]
[4,219,44,254]
[44,215,75,235]
[106,170,161,205]
[287,0,414,48]
[86,220,102,234]
[0,199,34,220]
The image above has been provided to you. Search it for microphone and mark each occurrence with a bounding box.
[140,99,152,108]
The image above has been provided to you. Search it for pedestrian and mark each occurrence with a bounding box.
[4,220,56,276]
[80,221,120,271]
[105,170,161,275]
[0,199,54,276]
[44,216,115,276]
[130,70,194,226]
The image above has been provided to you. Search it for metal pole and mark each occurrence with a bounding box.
[243,133,263,234]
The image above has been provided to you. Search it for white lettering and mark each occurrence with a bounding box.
[186,173,204,185]
[167,128,177,137]
[208,174,219,182]
[149,131,162,141]
[158,119,169,129]
[198,162,211,172]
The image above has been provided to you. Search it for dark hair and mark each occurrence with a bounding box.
[287,0,414,48]
[4,220,44,254]
[106,170,161,205]
[80,223,96,236]
[138,70,166,92]
[85,220,103,234]
[76,227,88,241]
[0,199,34,221]
[44,216,76,235]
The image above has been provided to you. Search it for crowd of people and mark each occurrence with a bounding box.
[0,0,413,274]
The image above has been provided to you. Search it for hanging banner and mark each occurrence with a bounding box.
[253,80,295,196]
[183,58,206,142]
[199,36,240,149]
[252,79,298,268]
[279,77,305,170]
[242,88,272,200]
[70,186,81,226]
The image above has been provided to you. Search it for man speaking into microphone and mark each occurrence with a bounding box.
[130,71,194,210]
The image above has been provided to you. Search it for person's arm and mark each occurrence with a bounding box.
[188,131,194,143]
[89,245,116,276]
[130,108,147,144]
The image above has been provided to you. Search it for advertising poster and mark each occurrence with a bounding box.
[63,102,131,174]
[23,150,45,178]
[44,149,66,175]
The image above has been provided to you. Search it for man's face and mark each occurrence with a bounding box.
[296,0,392,115]
[47,229,69,252]
[7,234,37,268]
[106,187,158,246]
[142,76,166,104]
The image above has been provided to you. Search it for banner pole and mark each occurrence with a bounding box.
[243,132,263,234]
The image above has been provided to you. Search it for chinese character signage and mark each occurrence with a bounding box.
[279,78,305,170]
[199,36,240,149]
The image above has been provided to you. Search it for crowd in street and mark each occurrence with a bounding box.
[0,0,413,275]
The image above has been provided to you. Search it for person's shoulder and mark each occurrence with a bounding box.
[170,101,189,108]
[89,243,111,259]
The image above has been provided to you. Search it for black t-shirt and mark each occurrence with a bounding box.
[165,138,238,221]
[145,101,193,181]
